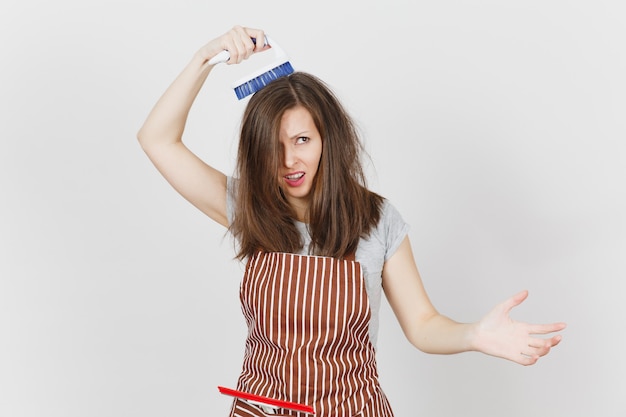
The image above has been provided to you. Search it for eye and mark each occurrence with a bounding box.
[296,136,310,144]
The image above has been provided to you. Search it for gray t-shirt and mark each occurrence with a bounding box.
[226,177,410,348]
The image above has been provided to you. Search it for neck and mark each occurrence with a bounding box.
[293,206,308,223]
[287,200,308,223]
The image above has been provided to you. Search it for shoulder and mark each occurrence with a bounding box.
[380,198,404,222]
[378,199,409,236]
[363,199,410,262]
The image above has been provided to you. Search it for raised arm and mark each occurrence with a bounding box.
[136,26,269,227]
[382,236,566,365]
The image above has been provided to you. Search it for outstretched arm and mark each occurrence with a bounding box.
[136,26,269,227]
[382,236,566,365]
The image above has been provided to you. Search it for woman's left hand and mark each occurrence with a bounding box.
[472,290,567,365]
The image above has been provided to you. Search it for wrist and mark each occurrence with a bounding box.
[465,322,481,352]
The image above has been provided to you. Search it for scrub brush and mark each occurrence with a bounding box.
[208,36,294,100]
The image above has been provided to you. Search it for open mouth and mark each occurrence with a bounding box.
[285,172,304,180]
[284,171,305,186]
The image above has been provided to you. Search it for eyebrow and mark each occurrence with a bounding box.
[287,131,310,140]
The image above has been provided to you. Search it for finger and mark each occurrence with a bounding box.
[501,289,529,313]
[551,334,564,346]
[244,28,270,52]
[526,341,551,357]
[545,334,564,348]
[229,26,268,63]
[527,334,563,356]
[528,322,567,335]
[527,337,549,349]
[517,352,539,366]
[530,334,563,348]
[238,27,261,60]
[230,25,251,63]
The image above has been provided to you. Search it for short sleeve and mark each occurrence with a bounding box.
[226,176,238,225]
[380,200,410,262]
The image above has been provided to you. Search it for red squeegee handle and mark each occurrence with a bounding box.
[217,386,315,414]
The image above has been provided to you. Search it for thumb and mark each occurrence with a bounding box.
[502,289,529,313]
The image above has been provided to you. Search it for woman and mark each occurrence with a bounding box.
[137,25,566,417]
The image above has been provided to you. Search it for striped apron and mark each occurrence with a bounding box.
[229,251,394,417]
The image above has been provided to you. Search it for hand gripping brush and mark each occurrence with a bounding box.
[208,36,294,100]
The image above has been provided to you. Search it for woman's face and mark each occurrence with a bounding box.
[278,105,323,220]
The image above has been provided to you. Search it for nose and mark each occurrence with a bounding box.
[282,144,296,168]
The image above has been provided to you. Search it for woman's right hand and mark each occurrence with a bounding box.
[196,25,271,68]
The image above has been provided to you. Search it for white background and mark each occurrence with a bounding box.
[1,0,624,416]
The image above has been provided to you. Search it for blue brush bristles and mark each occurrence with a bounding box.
[234,61,295,100]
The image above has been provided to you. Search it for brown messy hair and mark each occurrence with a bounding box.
[229,72,383,260]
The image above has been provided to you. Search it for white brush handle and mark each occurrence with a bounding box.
[208,50,231,66]
[207,36,271,66]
